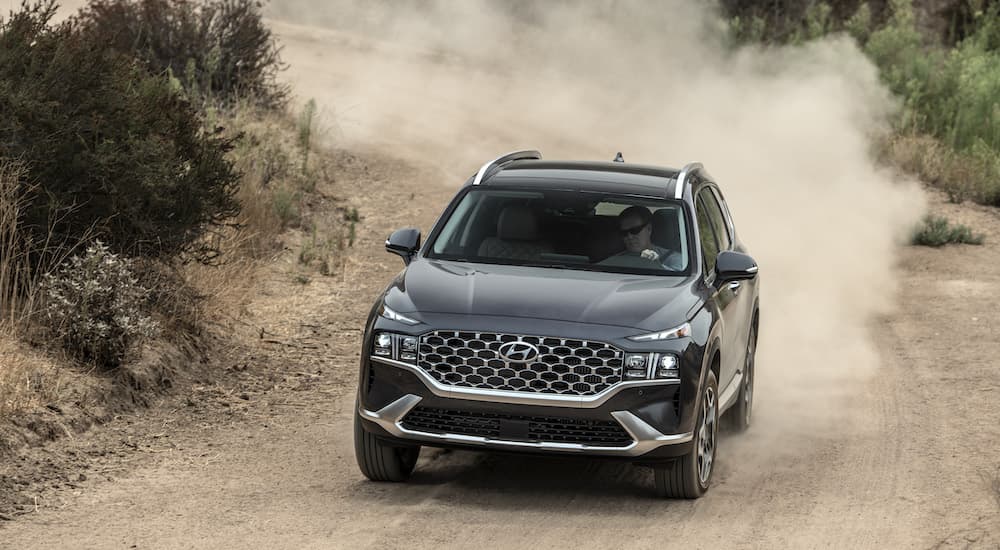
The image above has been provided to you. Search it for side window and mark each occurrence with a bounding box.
[702,187,731,251]
[695,193,720,276]
[712,188,736,235]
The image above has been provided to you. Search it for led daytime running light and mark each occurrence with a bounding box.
[628,322,691,342]
[380,303,420,325]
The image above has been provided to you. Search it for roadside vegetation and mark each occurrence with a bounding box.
[0,0,342,430]
[725,0,999,237]
[910,214,984,246]
[1,0,993,452]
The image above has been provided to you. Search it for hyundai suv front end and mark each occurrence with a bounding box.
[355,151,759,498]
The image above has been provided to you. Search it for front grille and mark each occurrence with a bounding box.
[417,330,624,396]
[401,406,633,446]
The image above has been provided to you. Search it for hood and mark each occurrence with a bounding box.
[384,259,699,331]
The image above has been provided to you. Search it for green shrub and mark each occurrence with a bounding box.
[865,1,1000,152]
[865,2,1000,205]
[73,0,288,109]
[41,241,158,368]
[911,215,984,246]
[0,1,240,260]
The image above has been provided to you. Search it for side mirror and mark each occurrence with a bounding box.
[715,251,758,284]
[386,228,421,265]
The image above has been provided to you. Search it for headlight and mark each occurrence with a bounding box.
[628,322,691,342]
[379,303,420,325]
[372,331,418,364]
[656,354,679,379]
[400,336,418,361]
[622,352,680,380]
[624,354,648,379]
[373,333,393,356]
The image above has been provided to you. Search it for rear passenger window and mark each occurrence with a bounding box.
[701,188,731,251]
[695,194,720,275]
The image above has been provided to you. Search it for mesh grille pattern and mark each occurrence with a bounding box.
[418,331,624,395]
[401,406,633,446]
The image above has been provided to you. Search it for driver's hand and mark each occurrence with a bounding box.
[640,249,660,261]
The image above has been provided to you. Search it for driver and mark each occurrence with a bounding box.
[615,206,683,270]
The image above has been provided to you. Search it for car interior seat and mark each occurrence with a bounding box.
[477,204,552,260]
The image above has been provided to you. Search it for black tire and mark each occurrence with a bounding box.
[654,371,719,499]
[354,408,419,482]
[726,322,757,432]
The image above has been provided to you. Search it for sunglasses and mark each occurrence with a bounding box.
[620,223,648,236]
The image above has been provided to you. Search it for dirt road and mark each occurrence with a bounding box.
[3,6,1000,549]
[1,150,997,549]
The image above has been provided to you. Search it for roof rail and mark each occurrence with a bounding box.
[471,150,542,185]
[674,162,703,199]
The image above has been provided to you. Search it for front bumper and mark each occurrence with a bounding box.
[359,393,692,457]
[359,357,694,460]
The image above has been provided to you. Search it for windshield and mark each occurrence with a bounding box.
[426,187,690,276]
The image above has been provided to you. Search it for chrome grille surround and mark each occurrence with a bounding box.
[417,330,624,395]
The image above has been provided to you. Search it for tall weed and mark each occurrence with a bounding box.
[0,161,29,325]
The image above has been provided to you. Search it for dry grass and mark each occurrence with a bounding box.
[208,101,329,259]
[0,328,65,419]
[0,161,32,327]
[882,133,1000,205]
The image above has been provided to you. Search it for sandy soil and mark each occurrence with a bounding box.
[2,9,1000,549]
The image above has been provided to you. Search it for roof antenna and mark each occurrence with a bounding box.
[613,152,625,163]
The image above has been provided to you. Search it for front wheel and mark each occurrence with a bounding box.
[354,407,420,482]
[654,371,719,499]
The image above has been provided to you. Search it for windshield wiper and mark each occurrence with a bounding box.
[519,263,573,270]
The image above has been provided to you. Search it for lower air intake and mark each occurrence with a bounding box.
[401,406,633,447]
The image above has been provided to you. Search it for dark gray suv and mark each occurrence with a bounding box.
[355,151,760,498]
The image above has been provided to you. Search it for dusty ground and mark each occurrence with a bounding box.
[0,151,997,549]
[2,8,1000,549]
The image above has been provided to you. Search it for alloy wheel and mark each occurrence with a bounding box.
[697,385,717,485]
[744,332,755,426]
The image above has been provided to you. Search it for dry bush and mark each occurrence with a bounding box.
[74,0,289,110]
[40,242,159,369]
[1,2,241,262]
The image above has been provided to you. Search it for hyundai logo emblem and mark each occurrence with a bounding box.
[498,341,539,363]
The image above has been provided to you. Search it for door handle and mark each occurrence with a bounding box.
[728,281,741,294]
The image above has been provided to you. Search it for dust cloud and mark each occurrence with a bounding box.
[270,1,923,446]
